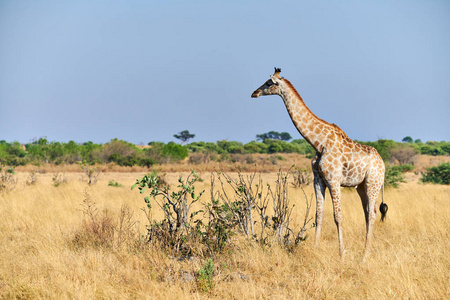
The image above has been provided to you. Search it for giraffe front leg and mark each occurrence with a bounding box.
[314,175,326,247]
[329,183,345,258]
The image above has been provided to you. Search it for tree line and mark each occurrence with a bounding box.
[0,133,449,167]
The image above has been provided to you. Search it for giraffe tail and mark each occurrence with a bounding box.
[379,184,388,222]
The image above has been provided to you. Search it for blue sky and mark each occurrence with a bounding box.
[1,1,449,144]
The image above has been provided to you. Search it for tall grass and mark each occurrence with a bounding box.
[0,172,448,299]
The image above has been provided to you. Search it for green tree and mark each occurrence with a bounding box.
[174,130,195,144]
[402,136,413,143]
[256,131,292,142]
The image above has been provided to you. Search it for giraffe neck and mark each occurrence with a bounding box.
[279,79,332,153]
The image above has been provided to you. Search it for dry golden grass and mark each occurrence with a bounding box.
[0,169,449,299]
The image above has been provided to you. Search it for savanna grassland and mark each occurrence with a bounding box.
[0,156,449,299]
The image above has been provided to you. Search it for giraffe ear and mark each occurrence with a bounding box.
[270,75,280,85]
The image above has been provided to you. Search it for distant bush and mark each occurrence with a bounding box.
[359,139,397,162]
[0,141,28,166]
[441,144,450,155]
[291,139,316,158]
[187,142,221,153]
[420,162,450,185]
[243,141,268,154]
[102,139,140,166]
[262,139,301,154]
[419,143,446,156]
[384,165,407,188]
[161,142,189,162]
[394,164,415,173]
[216,140,245,154]
[267,140,284,154]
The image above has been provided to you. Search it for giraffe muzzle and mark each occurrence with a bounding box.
[251,90,262,98]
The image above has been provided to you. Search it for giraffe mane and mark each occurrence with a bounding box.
[282,78,349,139]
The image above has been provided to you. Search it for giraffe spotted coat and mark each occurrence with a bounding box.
[252,68,386,258]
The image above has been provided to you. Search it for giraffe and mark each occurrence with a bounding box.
[251,68,387,258]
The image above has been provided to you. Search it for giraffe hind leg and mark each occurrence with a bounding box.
[313,174,326,247]
[356,183,370,236]
[362,179,383,258]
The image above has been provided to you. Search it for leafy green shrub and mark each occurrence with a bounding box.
[197,258,215,292]
[420,162,450,185]
[359,139,397,161]
[395,164,415,173]
[419,144,446,156]
[101,139,142,166]
[161,142,188,162]
[132,170,205,256]
[216,140,244,154]
[267,142,283,154]
[384,165,406,188]
[186,142,221,154]
[108,180,123,187]
[440,143,450,155]
[0,141,28,166]
[243,141,268,153]
[291,139,316,157]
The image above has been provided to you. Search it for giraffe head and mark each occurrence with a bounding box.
[251,67,283,98]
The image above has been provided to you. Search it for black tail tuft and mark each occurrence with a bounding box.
[379,203,388,222]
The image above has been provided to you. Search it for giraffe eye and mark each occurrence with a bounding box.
[266,80,274,87]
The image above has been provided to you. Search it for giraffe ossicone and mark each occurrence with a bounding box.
[252,67,387,258]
